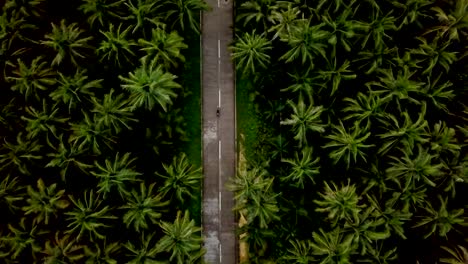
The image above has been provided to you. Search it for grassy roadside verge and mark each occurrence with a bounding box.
[179,30,202,224]
[236,78,260,162]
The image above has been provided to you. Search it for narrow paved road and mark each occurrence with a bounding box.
[201,0,236,263]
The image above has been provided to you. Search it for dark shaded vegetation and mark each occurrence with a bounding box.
[0,0,207,263]
[232,0,468,262]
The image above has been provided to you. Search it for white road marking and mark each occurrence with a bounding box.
[218,89,221,107]
[218,140,222,159]
[220,244,222,263]
[217,0,220,7]
[218,39,221,59]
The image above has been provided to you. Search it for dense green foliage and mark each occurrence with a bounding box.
[232,0,468,262]
[0,0,207,262]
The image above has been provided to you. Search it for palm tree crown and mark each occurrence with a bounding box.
[41,20,93,66]
[138,27,188,70]
[231,31,272,76]
[119,61,181,111]
[281,97,326,147]
[156,210,203,264]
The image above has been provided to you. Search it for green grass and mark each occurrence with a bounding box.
[179,30,202,224]
[179,32,202,167]
[236,77,260,162]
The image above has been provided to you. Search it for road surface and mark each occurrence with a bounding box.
[201,0,236,263]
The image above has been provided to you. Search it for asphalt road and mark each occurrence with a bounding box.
[201,0,236,263]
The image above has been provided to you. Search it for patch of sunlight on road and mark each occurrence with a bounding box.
[204,120,218,144]
[205,230,220,262]
[203,198,220,263]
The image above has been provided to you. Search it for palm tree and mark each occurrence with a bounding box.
[440,245,468,264]
[391,0,433,29]
[46,135,93,182]
[227,166,272,208]
[428,121,460,156]
[79,0,125,27]
[22,178,69,225]
[0,174,23,212]
[359,161,390,198]
[90,152,142,198]
[122,0,158,34]
[377,103,429,155]
[357,241,397,263]
[267,4,301,40]
[138,27,188,70]
[366,66,424,107]
[315,0,357,13]
[281,69,319,103]
[97,24,136,67]
[360,8,397,50]
[228,165,280,229]
[0,99,18,132]
[155,153,201,204]
[324,121,374,168]
[41,20,93,66]
[343,207,390,255]
[42,232,85,264]
[66,190,117,241]
[0,9,36,51]
[268,134,289,160]
[440,157,468,198]
[386,145,443,191]
[68,112,115,154]
[413,195,467,238]
[366,194,413,239]
[121,182,169,232]
[321,8,367,54]
[119,61,181,111]
[281,147,320,188]
[342,92,389,131]
[392,49,422,70]
[91,89,137,134]
[5,56,56,100]
[3,0,45,17]
[280,239,314,263]
[386,186,427,216]
[428,0,468,41]
[422,73,455,112]
[354,45,397,74]
[231,31,272,76]
[410,37,458,75]
[50,69,102,113]
[156,210,203,264]
[279,19,329,66]
[0,133,42,175]
[238,221,275,258]
[21,99,69,140]
[83,239,121,264]
[317,59,357,96]
[280,97,326,147]
[161,0,209,33]
[236,0,282,30]
[314,180,361,226]
[0,236,8,260]
[246,189,280,229]
[124,232,159,264]
[310,228,356,264]
[1,218,46,260]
